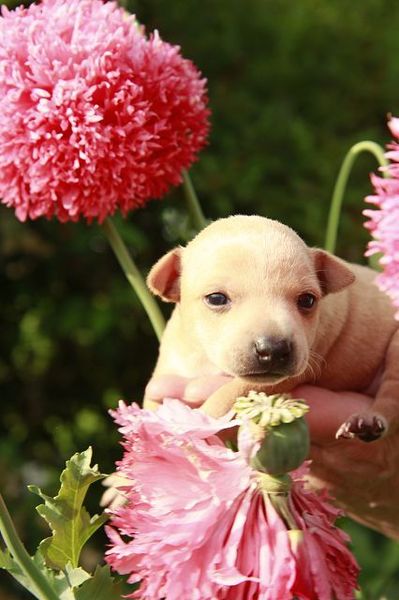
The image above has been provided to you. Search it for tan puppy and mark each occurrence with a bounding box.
[145,215,399,442]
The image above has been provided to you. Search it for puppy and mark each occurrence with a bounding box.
[145,215,399,442]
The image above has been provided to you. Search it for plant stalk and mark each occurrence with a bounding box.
[0,493,59,600]
[182,170,208,231]
[102,218,165,342]
[325,141,388,254]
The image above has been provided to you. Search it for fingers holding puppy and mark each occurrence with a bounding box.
[144,374,232,410]
[291,385,374,444]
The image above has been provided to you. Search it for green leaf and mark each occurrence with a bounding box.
[75,565,124,600]
[50,563,91,600]
[1,450,118,599]
[29,447,108,570]
[0,548,39,597]
[0,548,83,600]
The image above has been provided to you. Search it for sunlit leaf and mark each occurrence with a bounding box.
[0,548,89,600]
[29,447,108,570]
[0,548,42,598]
[75,565,124,600]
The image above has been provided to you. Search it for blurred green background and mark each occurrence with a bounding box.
[1,0,399,597]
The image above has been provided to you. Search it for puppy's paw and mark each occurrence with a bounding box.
[336,413,386,442]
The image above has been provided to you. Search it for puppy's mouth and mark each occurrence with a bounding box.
[235,370,292,384]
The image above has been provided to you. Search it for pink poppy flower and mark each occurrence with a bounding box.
[105,399,359,600]
[0,0,209,222]
[364,117,399,319]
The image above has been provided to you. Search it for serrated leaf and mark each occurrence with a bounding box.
[0,548,39,597]
[29,447,108,570]
[75,565,124,600]
[63,562,91,588]
[0,546,99,600]
[51,563,91,600]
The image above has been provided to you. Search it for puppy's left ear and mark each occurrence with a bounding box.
[312,249,355,294]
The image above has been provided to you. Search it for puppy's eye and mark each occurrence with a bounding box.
[297,293,317,311]
[204,292,230,308]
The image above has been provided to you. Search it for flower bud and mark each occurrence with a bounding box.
[251,418,310,475]
[235,392,310,476]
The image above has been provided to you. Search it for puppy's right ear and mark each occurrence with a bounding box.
[147,248,181,302]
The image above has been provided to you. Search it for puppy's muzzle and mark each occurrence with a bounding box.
[253,336,293,375]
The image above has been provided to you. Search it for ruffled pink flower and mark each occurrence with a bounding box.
[364,117,399,318]
[0,0,209,222]
[105,400,359,600]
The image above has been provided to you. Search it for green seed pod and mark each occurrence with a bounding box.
[250,417,310,476]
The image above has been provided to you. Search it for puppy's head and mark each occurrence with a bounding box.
[148,215,354,383]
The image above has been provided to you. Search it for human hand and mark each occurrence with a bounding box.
[292,385,399,540]
[144,373,233,410]
[145,374,399,539]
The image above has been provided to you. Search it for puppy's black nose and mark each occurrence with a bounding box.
[254,336,292,372]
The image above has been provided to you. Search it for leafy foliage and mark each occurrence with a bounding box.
[0,549,45,598]
[0,449,119,599]
[29,448,107,570]
[1,548,71,599]
[74,566,124,600]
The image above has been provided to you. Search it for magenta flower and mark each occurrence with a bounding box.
[105,399,359,600]
[364,117,399,318]
[0,0,209,223]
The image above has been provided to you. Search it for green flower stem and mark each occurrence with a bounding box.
[182,170,208,231]
[268,494,298,531]
[102,218,165,342]
[258,475,298,530]
[0,493,59,600]
[324,140,389,254]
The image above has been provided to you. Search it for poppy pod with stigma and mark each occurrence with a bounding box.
[235,391,310,476]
